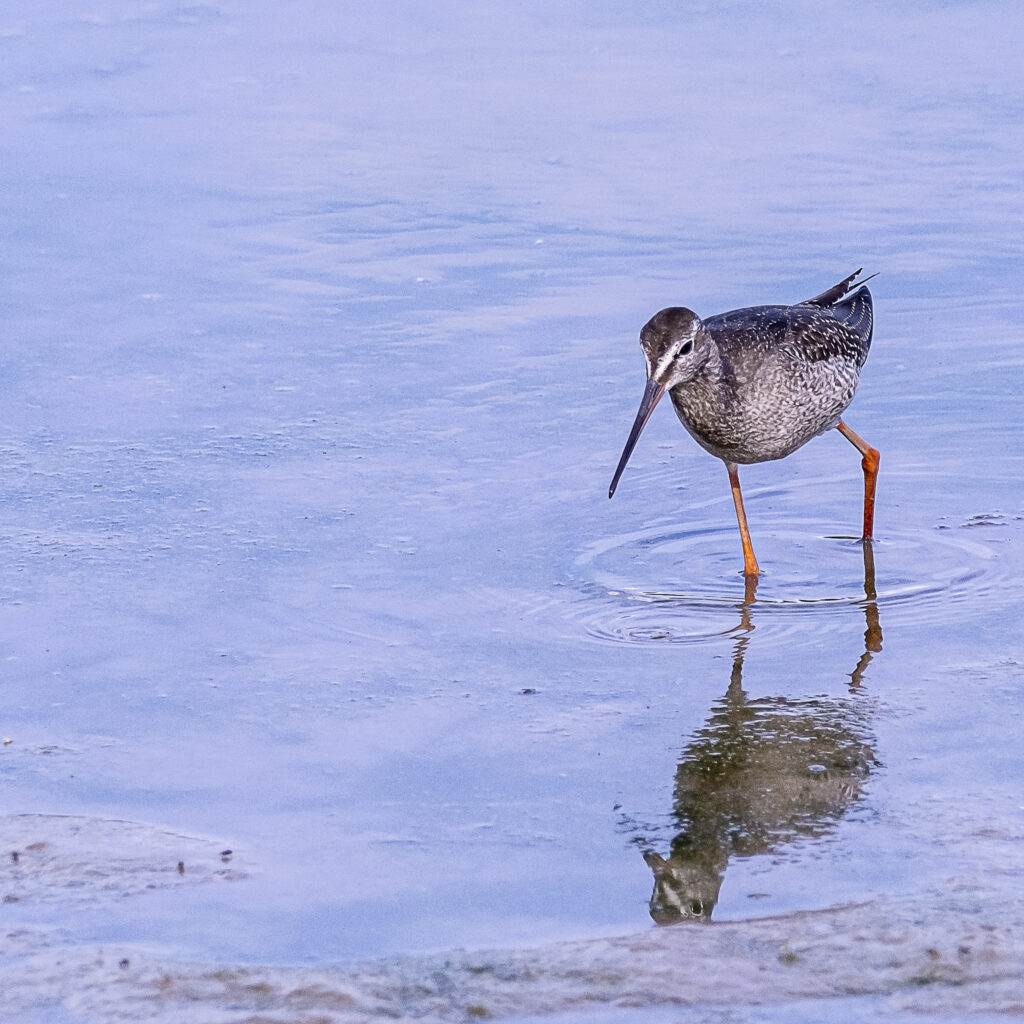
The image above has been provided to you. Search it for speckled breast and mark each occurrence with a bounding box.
[670,355,861,464]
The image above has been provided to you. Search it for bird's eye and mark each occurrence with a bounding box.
[679,340,693,356]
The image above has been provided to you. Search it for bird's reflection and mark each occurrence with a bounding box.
[639,542,882,924]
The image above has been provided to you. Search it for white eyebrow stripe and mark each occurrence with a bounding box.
[654,349,676,380]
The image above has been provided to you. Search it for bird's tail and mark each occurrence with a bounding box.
[801,269,878,308]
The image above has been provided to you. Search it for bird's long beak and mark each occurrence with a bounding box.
[608,377,667,498]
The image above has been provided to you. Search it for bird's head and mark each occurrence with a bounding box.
[609,307,711,498]
[640,307,711,389]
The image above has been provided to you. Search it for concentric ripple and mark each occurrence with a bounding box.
[568,519,999,646]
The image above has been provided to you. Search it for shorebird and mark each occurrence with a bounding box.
[608,270,879,577]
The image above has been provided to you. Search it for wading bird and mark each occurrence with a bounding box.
[608,270,879,577]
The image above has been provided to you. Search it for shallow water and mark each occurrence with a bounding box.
[2,1,1024,1020]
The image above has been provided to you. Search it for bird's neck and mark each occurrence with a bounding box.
[669,341,738,442]
[679,341,731,403]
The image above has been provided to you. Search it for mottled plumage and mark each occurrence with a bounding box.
[609,270,880,579]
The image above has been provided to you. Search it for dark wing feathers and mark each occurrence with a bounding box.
[703,270,875,372]
[786,306,871,366]
[706,295,873,372]
[799,269,875,366]
[828,286,874,364]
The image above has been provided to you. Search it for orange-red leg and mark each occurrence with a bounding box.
[836,421,879,540]
[726,462,760,578]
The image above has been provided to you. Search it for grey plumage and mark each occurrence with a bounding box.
[609,270,880,577]
[649,273,873,464]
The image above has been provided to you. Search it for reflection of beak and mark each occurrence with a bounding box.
[608,378,667,498]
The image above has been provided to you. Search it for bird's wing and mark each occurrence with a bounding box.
[707,303,872,369]
[826,286,874,363]
[786,304,872,366]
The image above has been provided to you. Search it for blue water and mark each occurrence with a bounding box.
[2,1,1023,1019]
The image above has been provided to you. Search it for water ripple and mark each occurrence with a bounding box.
[568,520,998,646]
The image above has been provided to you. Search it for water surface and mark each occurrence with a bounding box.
[2,1,1023,1020]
